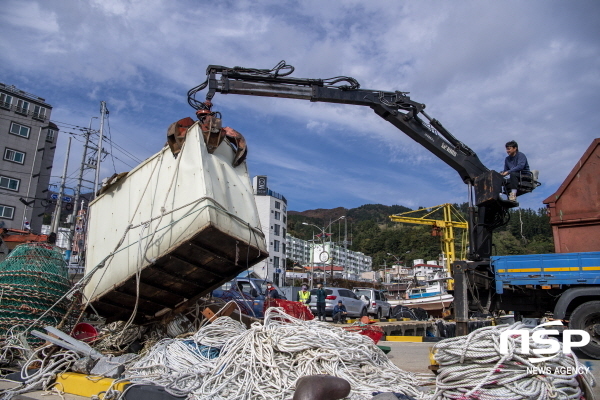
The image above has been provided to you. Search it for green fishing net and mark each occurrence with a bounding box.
[0,243,71,345]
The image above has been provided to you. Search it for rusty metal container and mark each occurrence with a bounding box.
[83,122,267,322]
[543,138,600,253]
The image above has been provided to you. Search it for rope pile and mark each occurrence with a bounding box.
[431,323,595,399]
[0,345,78,400]
[0,243,70,345]
[125,307,426,400]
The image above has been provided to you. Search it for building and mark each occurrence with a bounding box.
[251,176,287,284]
[0,83,58,232]
[286,235,372,281]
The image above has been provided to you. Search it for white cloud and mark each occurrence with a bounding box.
[2,0,599,212]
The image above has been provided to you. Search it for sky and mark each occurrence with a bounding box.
[1,0,599,213]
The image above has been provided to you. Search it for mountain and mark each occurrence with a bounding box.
[287,203,554,270]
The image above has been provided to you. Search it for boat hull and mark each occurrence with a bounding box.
[391,294,454,317]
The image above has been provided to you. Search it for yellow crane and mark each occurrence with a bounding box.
[389,203,468,289]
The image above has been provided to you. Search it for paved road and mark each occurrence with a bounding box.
[383,340,600,399]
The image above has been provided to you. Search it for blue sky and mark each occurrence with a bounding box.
[1,0,599,212]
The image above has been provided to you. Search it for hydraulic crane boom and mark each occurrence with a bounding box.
[188,61,523,261]
[195,63,488,185]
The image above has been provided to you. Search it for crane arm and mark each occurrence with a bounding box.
[189,61,518,261]
[193,63,488,185]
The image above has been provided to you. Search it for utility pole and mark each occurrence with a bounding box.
[344,217,348,279]
[67,117,97,263]
[50,137,71,238]
[94,101,108,198]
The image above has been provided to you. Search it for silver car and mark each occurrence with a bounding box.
[353,287,392,319]
[309,287,368,319]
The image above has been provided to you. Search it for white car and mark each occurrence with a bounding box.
[308,287,368,319]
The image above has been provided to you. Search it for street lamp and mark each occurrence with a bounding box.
[303,216,345,287]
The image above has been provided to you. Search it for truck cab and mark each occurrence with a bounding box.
[212,278,286,318]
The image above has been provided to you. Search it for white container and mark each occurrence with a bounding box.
[83,122,267,321]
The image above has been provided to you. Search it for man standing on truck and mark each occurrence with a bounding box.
[297,285,311,305]
[315,283,327,321]
[500,140,530,202]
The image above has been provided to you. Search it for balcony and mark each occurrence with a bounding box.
[15,106,29,116]
[33,112,47,121]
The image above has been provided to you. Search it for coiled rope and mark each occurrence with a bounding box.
[431,323,595,399]
[124,307,426,400]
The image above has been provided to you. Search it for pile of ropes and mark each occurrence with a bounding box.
[430,323,595,399]
[0,243,71,345]
[0,345,78,399]
[125,307,426,400]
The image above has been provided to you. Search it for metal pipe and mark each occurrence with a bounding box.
[21,125,44,228]
[50,137,71,235]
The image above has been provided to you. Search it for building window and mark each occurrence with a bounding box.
[0,93,12,109]
[0,205,15,219]
[282,243,286,254]
[283,215,287,223]
[274,211,281,220]
[33,105,47,120]
[274,224,280,236]
[46,128,56,142]
[273,256,280,268]
[4,148,25,164]
[0,176,20,191]
[10,122,31,138]
[274,201,280,209]
[282,228,286,237]
[16,99,30,115]
[273,240,280,252]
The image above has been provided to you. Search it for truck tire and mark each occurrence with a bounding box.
[377,308,382,319]
[568,301,600,359]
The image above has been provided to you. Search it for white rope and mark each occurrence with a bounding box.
[124,307,427,400]
[431,323,595,399]
[0,346,78,400]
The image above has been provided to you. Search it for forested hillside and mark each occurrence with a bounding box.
[287,203,554,270]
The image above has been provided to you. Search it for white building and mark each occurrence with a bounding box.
[251,176,287,284]
[285,235,372,281]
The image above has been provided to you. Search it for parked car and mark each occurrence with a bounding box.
[212,278,286,318]
[352,287,392,319]
[308,287,367,319]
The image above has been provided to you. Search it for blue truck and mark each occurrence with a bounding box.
[491,252,600,358]
[211,277,287,318]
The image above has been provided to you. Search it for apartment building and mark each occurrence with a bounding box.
[0,83,58,232]
[285,235,372,280]
[251,176,287,284]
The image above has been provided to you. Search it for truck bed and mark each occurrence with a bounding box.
[493,252,600,294]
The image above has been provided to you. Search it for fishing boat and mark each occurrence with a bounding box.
[391,277,454,317]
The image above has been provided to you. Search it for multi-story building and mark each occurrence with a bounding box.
[251,176,287,284]
[0,83,59,232]
[285,235,372,281]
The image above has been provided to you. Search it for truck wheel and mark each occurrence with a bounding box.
[568,301,600,359]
